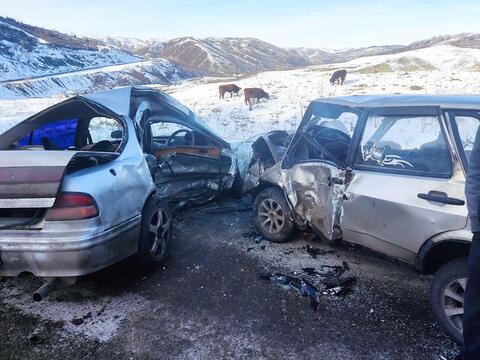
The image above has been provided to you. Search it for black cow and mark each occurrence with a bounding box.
[330,70,347,85]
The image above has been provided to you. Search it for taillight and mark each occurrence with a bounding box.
[45,192,99,221]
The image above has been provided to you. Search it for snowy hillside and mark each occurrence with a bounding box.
[3,44,480,142]
[0,18,141,82]
[0,59,192,99]
[154,37,309,76]
[93,36,165,58]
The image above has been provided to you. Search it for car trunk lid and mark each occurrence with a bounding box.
[0,150,77,209]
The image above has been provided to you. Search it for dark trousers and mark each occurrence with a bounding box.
[462,232,480,359]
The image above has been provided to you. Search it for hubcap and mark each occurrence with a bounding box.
[258,198,285,234]
[148,208,170,256]
[443,277,467,333]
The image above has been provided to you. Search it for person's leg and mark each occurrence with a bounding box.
[461,232,480,359]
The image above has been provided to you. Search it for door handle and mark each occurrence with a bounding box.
[417,191,465,206]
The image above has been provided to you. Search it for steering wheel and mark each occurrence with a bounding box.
[313,127,351,146]
[166,129,195,146]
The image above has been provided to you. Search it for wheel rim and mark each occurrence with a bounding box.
[443,277,467,334]
[148,208,170,256]
[258,198,285,234]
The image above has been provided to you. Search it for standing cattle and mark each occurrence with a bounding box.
[244,88,269,105]
[329,70,347,85]
[219,84,241,99]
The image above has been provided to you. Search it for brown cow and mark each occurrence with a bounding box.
[219,84,241,99]
[244,88,269,105]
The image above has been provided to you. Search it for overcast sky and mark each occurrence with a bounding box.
[2,0,479,48]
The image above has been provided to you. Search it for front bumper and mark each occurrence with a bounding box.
[0,216,141,277]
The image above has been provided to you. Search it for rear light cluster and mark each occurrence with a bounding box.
[45,192,99,221]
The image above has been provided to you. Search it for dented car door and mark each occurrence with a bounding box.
[281,103,360,240]
[145,119,234,207]
[284,162,346,240]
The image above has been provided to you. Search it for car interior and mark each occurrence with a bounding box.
[145,120,222,160]
[357,116,452,175]
[6,100,124,153]
[292,115,357,166]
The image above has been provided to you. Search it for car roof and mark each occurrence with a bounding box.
[80,86,190,119]
[313,95,480,110]
[80,86,229,147]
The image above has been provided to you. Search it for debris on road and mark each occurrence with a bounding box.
[305,244,335,258]
[324,277,356,296]
[302,261,350,278]
[259,272,320,311]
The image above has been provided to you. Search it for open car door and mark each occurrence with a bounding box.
[281,102,361,240]
[145,119,233,207]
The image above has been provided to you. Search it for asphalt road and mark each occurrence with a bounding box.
[0,200,460,360]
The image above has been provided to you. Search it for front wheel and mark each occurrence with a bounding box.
[430,257,467,344]
[132,196,172,271]
[253,187,296,243]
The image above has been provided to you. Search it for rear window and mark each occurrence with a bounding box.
[18,118,78,149]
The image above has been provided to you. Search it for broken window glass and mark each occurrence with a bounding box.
[293,104,359,165]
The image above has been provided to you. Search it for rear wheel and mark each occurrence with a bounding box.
[132,196,172,270]
[430,257,467,344]
[253,187,295,243]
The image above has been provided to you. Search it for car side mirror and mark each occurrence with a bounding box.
[111,130,123,139]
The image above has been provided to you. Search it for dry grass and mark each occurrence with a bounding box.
[306,67,340,72]
[409,85,424,91]
[396,57,436,71]
[470,63,480,72]
[357,63,393,74]
[357,57,436,74]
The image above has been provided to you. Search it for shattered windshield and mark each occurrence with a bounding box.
[300,103,360,165]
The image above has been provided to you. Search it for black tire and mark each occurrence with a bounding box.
[431,257,468,344]
[253,187,296,243]
[132,196,172,271]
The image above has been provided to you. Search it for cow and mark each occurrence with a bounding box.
[219,84,241,99]
[244,88,269,105]
[329,69,347,85]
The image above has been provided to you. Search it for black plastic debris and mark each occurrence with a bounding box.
[302,260,350,277]
[260,245,266,250]
[71,318,84,326]
[247,247,254,252]
[259,272,320,312]
[302,267,321,276]
[301,278,320,311]
[325,277,356,296]
[302,261,355,296]
[305,244,334,258]
[28,328,44,345]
